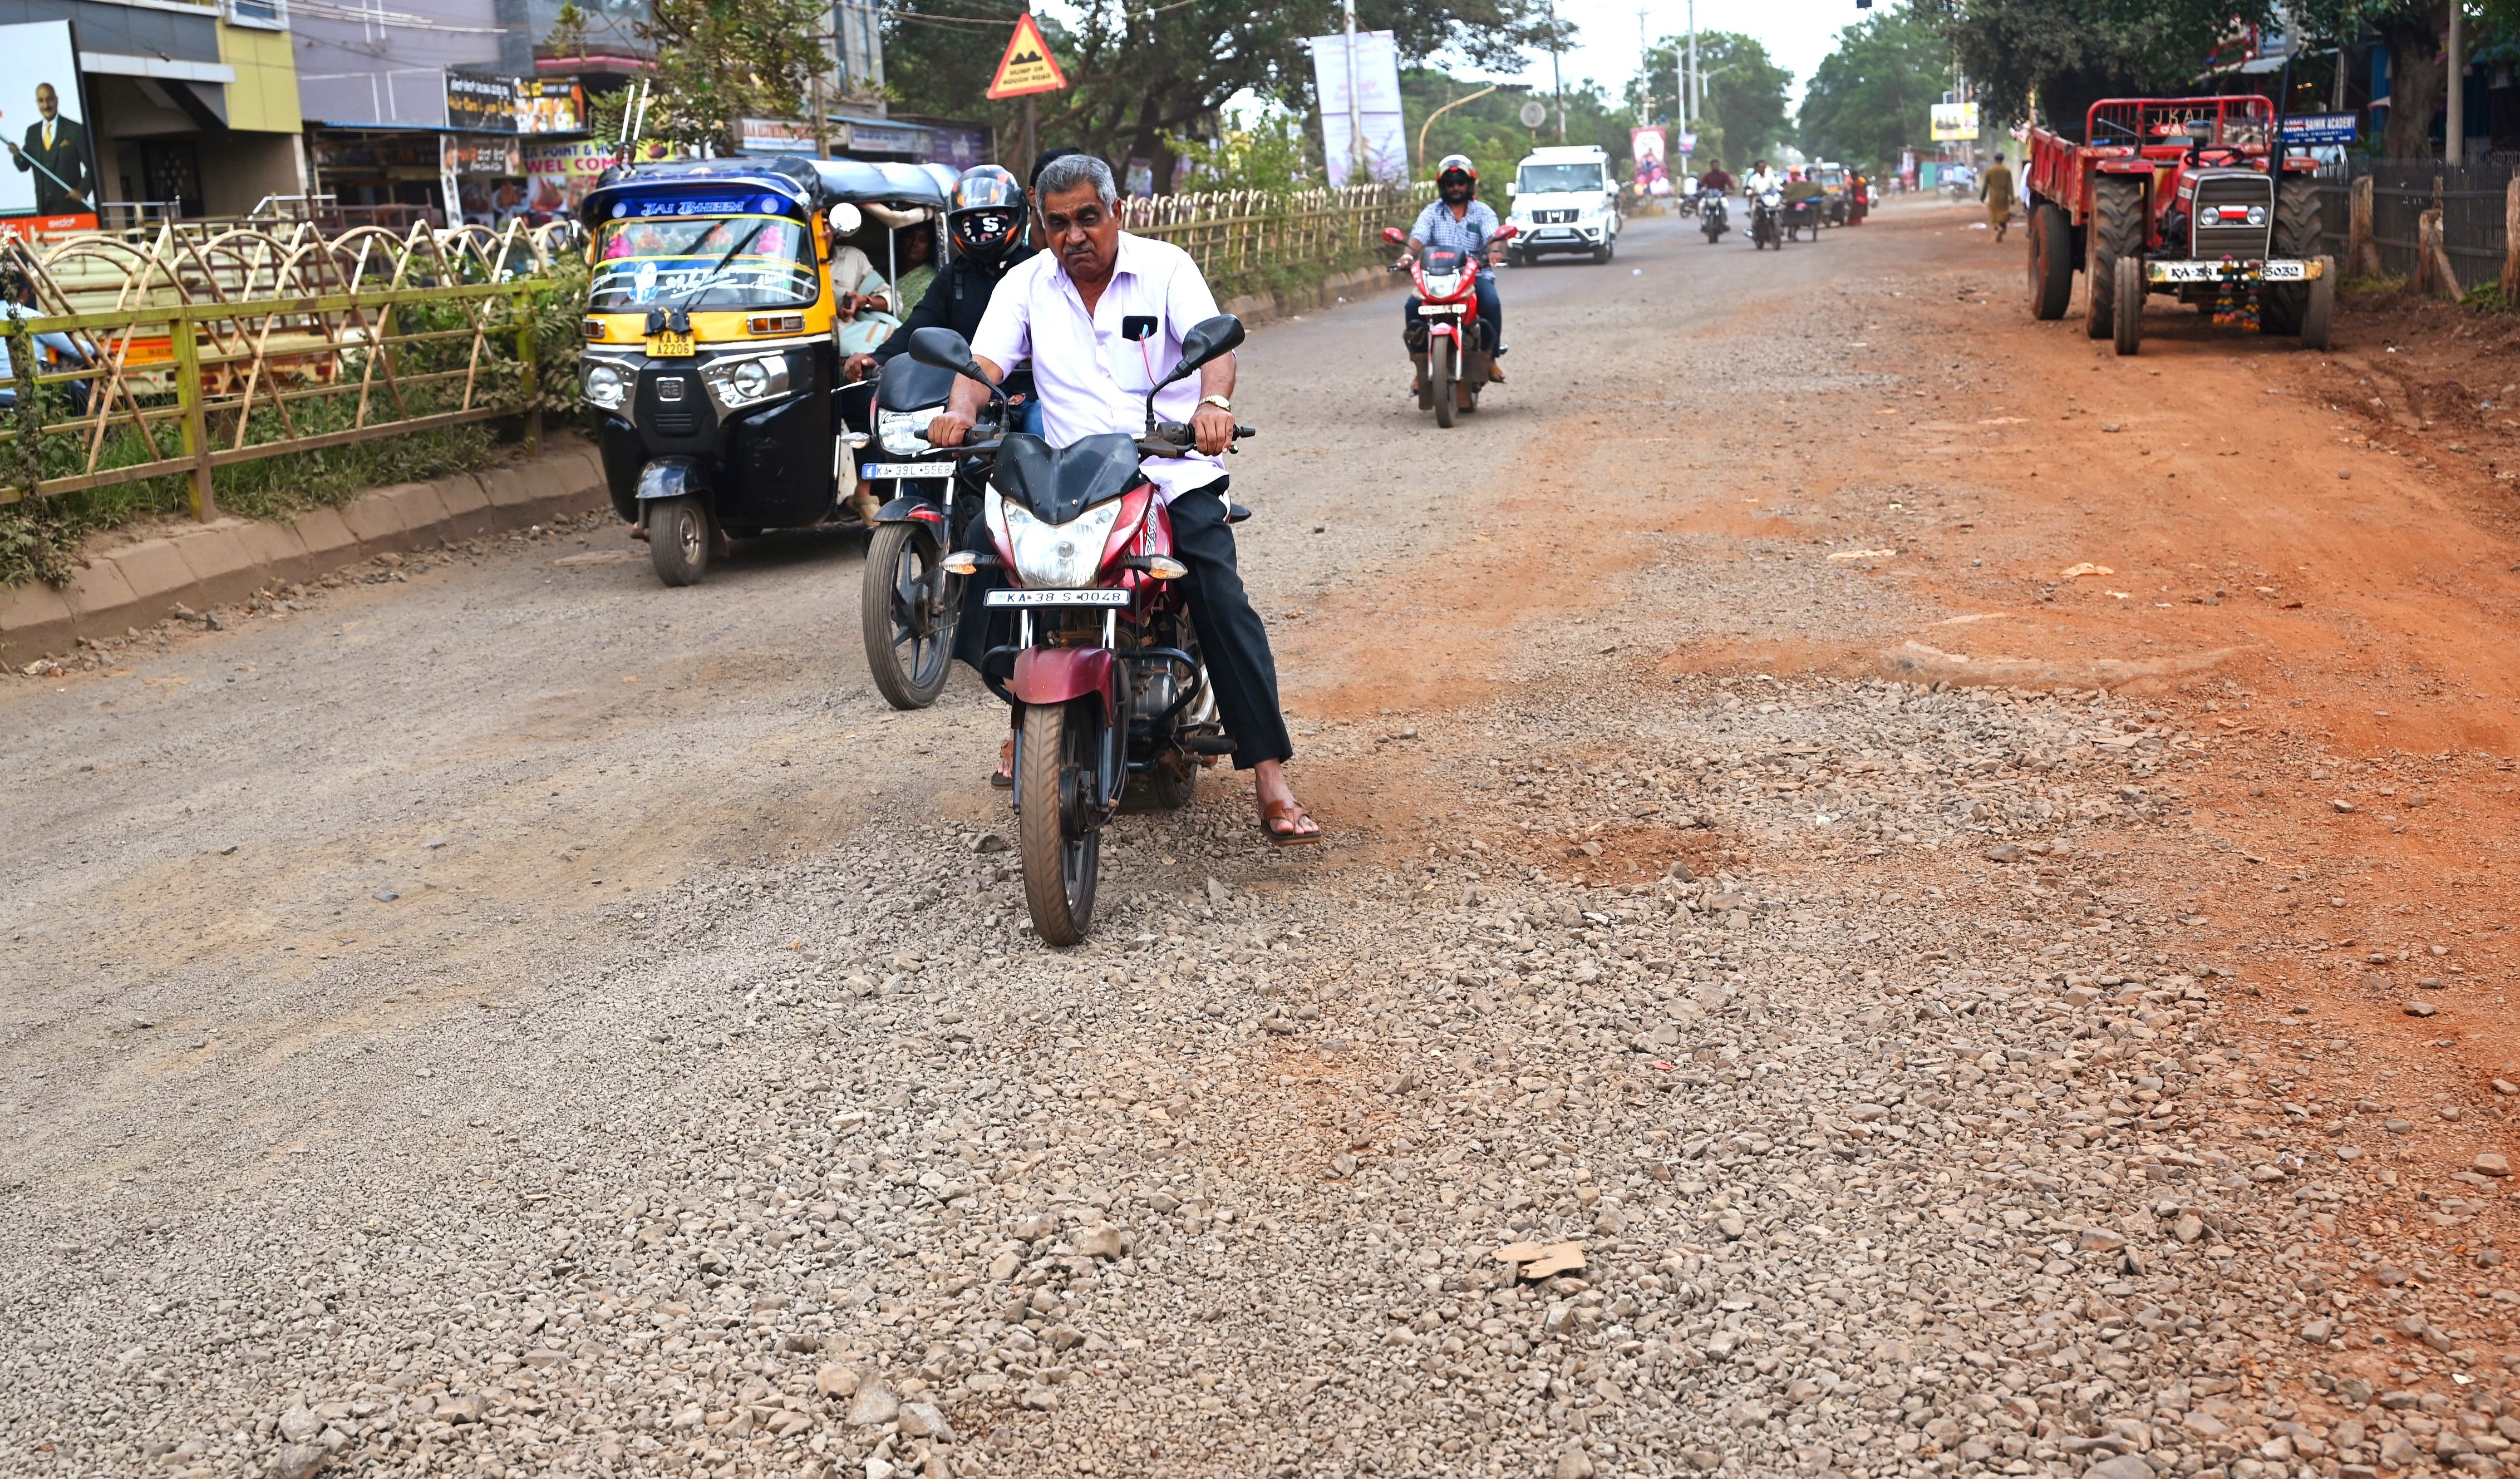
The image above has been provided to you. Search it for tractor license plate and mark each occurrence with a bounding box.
[2261,260,2317,281]
[646,330,695,357]
[985,589,1131,608]
[1416,303,1462,315]
[860,461,946,480]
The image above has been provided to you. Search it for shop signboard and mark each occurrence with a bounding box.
[2280,112,2356,144]
[741,117,819,155]
[846,119,927,156]
[928,125,989,169]
[0,20,99,234]
[444,135,522,176]
[446,72,517,132]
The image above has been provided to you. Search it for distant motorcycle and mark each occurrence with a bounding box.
[1750,189,1785,250]
[1699,189,1729,244]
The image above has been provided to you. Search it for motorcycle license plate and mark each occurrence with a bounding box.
[984,589,1131,608]
[860,461,948,479]
[1416,303,1463,315]
[646,330,695,357]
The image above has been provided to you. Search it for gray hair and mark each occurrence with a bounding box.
[1035,152,1119,208]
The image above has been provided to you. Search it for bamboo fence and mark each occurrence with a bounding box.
[1120,183,1434,297]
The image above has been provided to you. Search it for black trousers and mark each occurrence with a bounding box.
[954,478,1293,770]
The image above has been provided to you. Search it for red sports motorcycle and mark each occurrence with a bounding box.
[909,318,1251,945]
[1384,223,1516,428]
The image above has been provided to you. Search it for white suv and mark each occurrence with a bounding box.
[1505,145,1620,265]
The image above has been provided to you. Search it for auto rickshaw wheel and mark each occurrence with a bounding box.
[648,495,711,586]
[862,521,958,710]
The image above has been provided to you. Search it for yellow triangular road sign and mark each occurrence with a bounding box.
[987,12,1068,99]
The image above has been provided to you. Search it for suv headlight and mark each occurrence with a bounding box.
[700,352,791,413]
[879,408,935,457]
[582,359,628,411]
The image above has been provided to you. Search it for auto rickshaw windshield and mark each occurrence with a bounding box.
[590,209,818,312]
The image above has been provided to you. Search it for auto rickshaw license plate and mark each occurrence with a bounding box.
[647,330,696,357]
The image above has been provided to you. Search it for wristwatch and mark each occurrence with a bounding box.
[1198,394,1232,413]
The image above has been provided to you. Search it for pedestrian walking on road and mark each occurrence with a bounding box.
[1980,153,2015,243]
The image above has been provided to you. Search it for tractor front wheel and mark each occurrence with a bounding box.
[2113,254,2145,356]
[2088,176,2147,341]
[2299,255,2336,350]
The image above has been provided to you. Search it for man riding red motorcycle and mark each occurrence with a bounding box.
[1402,155,1507,388]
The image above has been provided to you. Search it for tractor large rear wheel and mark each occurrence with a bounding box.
[2262,178,2324,336]
[2028,201,2074,321]
[2087,176,2147,340]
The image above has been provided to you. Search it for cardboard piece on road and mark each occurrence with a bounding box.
[1492,1240,1586,1280]
[986,13,1068,99]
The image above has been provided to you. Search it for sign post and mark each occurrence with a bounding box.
[987,10,1067,171]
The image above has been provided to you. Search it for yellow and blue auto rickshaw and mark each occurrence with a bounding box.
[576,156,952,585]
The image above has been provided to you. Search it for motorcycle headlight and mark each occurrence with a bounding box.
[879,408,935,456]
[991,489,1129,589]
[581,360,627,411]
[701,352,790,413]
[1762,191,1782,206]
[1421,271,1463,298]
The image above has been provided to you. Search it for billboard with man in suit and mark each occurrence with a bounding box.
[0,23,99,233]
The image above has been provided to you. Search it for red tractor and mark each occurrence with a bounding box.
[2024,94,2334,354]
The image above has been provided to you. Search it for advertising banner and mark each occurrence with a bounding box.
[525,139,613,219]
[446,73,516,132]
[0,21,99,234]
[1630,126,1668,196]
[1306,28,1406,187]
[1928,102,1980,141]
[516,80,585,134]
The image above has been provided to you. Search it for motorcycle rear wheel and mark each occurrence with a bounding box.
[1018,699,1102,946]
[1432,339,1456,428]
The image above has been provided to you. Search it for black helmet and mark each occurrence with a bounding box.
[948,165,1026,262]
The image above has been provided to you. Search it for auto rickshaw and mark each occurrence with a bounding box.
[1812,162,1850,227]
[575,155,954,585]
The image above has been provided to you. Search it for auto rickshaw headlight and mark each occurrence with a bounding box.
[582,361,628,411]
[700,352,792,413]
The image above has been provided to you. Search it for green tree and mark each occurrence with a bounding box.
[591,0,831,156]
[1909,0,2279,131]
[1640,31,1791,165]
[883,0,1572,191]
[1798,4,1952,168]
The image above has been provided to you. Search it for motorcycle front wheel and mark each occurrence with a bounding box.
[1432,338,1456,428]
[861,521,959,709]
[1018,698,1103,946]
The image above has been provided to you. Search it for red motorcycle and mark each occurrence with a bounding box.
[1384,223,1516,428]
[910,318,1251,945]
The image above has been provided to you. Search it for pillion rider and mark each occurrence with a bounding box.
[921,152,1323,847]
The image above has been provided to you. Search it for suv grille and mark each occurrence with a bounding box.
[2189,172,2272,260]
[1533,209,1581,224]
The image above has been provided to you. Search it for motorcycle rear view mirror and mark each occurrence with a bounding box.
[1158,314,1245,388]
[829,203,864,236]
[1380,225,1406,245]
[905,326,1004,398]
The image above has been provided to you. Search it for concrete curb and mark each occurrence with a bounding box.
[1220,264,1408,331]
[2,435,609,663]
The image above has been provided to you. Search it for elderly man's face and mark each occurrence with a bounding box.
[1038,181,1118,284]
[35,85,56,120]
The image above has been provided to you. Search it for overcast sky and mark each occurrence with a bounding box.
[1505,0,1861,114]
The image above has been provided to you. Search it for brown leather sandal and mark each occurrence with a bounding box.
[1260,798,1323,846]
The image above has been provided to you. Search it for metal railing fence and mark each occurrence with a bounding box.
[2314,157,2520,285]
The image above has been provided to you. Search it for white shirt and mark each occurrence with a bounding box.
[970,230,1225,502]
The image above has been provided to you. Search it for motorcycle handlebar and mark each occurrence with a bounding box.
[1138,421,1256,456]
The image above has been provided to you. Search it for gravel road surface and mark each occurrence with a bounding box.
[4,201,2516,1479]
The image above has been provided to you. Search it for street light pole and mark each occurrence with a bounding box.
[1686,0,1697,130]
[1345,0,1367,181]
[1636,9,1651,127]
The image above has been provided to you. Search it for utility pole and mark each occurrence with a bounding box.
[1345,0,1366,181]
[1686,0,1697,130]
[1637,10,1651,127]
[1548,0,1565,140]
[2446,0,2464,165]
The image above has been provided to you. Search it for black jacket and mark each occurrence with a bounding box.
[874,241,1040,364]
